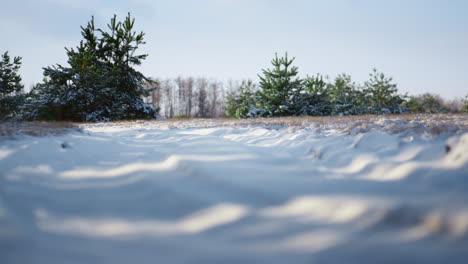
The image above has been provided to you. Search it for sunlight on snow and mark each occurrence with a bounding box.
[261,196,371,223]
[15,164,54,174]
[35,203,248,238]
[254,230,344,253]
[401,212,446,241]
[1,117,467,262]
[362,147,468,181]
[400,210,468,241]
[363,162,423,181]
[5,164,54,181]
[331,155,379,174]
[58,154,255,179]
[444,134,468,166]
[0,149,15,160]
[390,146,425,162]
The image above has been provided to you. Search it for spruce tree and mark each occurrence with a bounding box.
[257,53,302,117]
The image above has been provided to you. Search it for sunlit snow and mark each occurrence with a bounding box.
[1,115,467,263]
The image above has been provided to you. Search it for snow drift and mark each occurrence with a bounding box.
[1,115,467,263]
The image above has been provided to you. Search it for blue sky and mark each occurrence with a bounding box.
[2,0,467,98]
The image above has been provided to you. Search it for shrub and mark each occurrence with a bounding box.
[403,93,450,114]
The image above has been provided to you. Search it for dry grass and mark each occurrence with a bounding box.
[2,114,467,138]
[0,121,79,138]
[148,114,467,135]
[160,113,467,126]
[157,114,468,132]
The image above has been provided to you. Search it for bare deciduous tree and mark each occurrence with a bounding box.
[147,77,228,118]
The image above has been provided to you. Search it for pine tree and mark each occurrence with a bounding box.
[225,89,238,118]
[463,95,468,113]
[257,53,302,117]
[403,93,448,113]
[364,68,406,114]
[295,74,331,116]
[0,51,24,118]
[0,52,23,98]
[22,13,158,121]
[325,74,365,115]
[225,80,258,118]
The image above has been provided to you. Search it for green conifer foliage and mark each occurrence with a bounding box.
[257,53,302,117]
[0,52,23,97]
[225,80,258,118]
[22,13,158,121]
[0,52,24,118]
[463,95,468,113]
[291,74,330,116]
[364,68,405,114]
[326,74,362,115]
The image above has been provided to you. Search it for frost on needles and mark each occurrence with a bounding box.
[20,13,159,121]
[226,53,408,118]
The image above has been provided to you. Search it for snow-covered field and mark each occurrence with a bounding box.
[1,115,468,263]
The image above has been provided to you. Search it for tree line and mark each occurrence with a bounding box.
[145,77,226,118]
[1,14,467,121]
[223,53,468,118]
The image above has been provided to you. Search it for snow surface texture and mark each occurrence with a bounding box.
[1,115,468,263]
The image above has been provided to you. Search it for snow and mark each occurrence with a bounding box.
[1,115,468,263]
